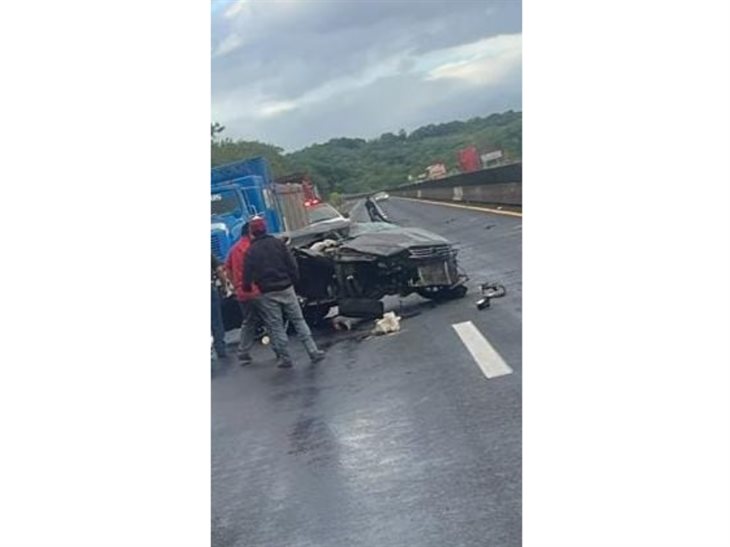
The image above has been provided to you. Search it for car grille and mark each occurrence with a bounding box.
[417,261,455,286]
[408,245,452,260]
[211,232,224,260]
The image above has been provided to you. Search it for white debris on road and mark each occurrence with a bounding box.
[372,312,401,335]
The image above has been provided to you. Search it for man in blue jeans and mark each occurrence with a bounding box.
[243,216,325,368]
[211,254,228,359]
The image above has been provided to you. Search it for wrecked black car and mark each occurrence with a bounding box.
[288,210,468,324]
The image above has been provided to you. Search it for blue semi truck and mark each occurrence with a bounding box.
[212,156,317,330]
[211,156,283,262]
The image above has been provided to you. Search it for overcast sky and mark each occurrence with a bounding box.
[211,0,521,151]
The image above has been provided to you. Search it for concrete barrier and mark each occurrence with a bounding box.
[391,163,521,208]
[393,181,521,207]
[342,162,521,209]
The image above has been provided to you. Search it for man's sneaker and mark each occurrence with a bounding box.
[309,350,326,363]
[277,358,294,369]
[238,353,253,367]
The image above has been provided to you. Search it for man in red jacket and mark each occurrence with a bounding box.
[225,222,270,366]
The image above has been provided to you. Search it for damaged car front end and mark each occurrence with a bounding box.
[289,211,468,323]
[334,223,467,301]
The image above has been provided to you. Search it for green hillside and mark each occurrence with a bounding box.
[211,110,521,196]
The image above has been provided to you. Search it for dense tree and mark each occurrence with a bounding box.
[211,139,295,178]
[210,110,522,196]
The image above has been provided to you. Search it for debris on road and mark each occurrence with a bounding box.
[476,297,491,310]
[485,224,496,230]
[372,312,401,335]
[332,316,357,331]
[476,282,507,310]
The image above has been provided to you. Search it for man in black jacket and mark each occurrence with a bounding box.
[243,216,325,368]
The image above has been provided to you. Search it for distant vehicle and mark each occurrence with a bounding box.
[480,150,504,168]
[305,202,346,226]
[374,192,389,201]
[426,163,447,179]
[458,146,482,173]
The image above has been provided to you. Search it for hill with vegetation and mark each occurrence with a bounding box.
[211,110,521,196]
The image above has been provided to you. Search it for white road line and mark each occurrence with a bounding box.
[452,321,513,379]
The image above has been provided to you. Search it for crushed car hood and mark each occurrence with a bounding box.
[286,218,352,247]
[341,224,450,257]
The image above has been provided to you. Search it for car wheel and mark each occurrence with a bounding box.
[417,285,468,301]
[303,304,332,327]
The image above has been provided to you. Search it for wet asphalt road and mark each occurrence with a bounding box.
[212,197,522,547]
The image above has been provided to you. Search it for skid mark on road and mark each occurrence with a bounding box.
[452,321,513,379]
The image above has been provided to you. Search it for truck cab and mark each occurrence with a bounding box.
[210,158,282,262]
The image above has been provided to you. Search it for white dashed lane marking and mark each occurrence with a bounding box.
[452,321,513,379]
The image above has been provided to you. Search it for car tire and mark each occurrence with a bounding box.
[417,285,468,301]
[303,304,332,327]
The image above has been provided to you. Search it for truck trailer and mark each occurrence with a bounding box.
[275,172,321,207]
[457,146,482,173]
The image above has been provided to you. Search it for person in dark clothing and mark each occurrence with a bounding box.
[225,222,278,366]
[243,216,325,368]
[365,195,390,222]
[211,254,228,359]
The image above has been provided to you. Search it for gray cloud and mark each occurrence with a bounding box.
[212,0,521,151]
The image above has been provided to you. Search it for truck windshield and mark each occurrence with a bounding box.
[211,190,241,216]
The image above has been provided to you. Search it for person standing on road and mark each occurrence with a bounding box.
[211,253,228,360]
[225,222,275,366]
[365,195,390,222]
[243,216,325,368]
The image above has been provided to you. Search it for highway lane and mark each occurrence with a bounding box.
[378,197,522,368]
[212,197,522,547]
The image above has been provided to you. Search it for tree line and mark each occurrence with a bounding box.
[211,110,521,196]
